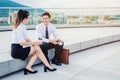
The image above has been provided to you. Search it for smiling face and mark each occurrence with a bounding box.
[41,12,51,26]
[42,15,50,26]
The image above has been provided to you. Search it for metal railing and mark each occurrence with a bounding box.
[0,7,120,31]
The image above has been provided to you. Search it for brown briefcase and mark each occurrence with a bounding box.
[60,48,69,64]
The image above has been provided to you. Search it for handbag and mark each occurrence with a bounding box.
[60,48,70,64]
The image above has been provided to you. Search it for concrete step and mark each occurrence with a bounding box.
[1,41,120,80]
[0,28,120,77]
[0,33,120,77]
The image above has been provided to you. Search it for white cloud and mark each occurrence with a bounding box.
[11,0,120,8]
[11,0,120,15]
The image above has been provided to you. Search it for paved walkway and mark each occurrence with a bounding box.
[1,27,120,52]
[1,41,120,80]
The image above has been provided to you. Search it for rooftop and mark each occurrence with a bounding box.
[1,27,120,80]
[1,41,120,80]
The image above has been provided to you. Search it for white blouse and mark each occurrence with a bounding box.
[12,23,29,44]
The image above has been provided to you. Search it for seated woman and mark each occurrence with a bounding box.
[11,9,56,75]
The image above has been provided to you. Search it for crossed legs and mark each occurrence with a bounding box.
[26,45,54,71]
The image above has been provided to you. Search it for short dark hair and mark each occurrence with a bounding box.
[42,12,51,18]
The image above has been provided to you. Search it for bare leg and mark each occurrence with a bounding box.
[26,46,37,71]
[35,45,53,69]
[26,55,37,71]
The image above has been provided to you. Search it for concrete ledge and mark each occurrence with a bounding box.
[112,34,120,41]
[8,59,27,74]
[81,39,98,50]
[65,43,81,53]
[98,36,113,45]
[0,53,27,77]
[0,61,9,77]
[1,34,120,77]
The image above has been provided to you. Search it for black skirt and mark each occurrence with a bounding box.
[11,44,30,61]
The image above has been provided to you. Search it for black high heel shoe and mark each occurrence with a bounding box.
[44,67,57,72]
[24,68,38,75]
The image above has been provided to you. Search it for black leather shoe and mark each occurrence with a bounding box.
[44,67,57,72]
[51,59,62,66]
[24,68,38,75]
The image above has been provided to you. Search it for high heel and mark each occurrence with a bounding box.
[44,67,57,72]
[24,68,38,75]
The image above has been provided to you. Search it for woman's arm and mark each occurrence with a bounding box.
[19,39,33,46]
[20,39,42,46]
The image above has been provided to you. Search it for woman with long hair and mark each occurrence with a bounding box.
[11,9,56,75]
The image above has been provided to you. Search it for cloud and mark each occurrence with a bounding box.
[11,0,120,8]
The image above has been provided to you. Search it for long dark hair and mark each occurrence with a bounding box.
[13,9,29,29]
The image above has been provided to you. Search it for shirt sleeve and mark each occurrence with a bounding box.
[23,26,29,40]
[36,25,49,43]
[52,25,61,40]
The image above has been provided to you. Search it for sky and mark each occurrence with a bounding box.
[10,0,120,15]
[11,0,120,8]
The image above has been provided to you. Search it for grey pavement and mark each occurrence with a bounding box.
[1,41,120,80]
